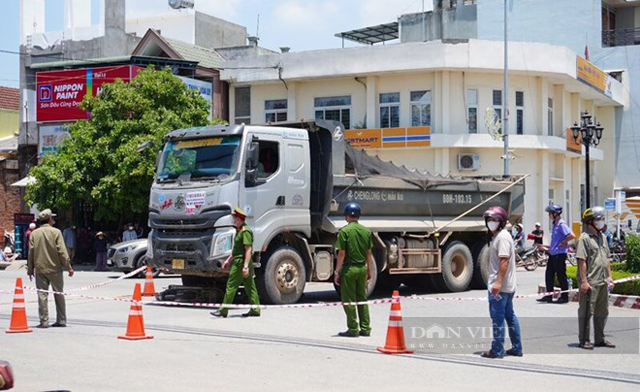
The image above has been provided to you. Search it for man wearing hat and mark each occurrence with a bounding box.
[27,209,74,328]
[334,202,373,337]
[94,232,109,271]
[211,207,261,318]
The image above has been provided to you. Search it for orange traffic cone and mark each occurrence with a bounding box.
[377,290,413,354]
[6,277,32,334]
[141,267,157,297]
[118,283,153,340]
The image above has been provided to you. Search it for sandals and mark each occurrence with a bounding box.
[595,341,616,348]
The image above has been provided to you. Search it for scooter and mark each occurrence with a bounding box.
[516,246,542,271]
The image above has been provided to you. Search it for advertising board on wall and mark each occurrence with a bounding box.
[36,65,142,123]
[177,76,214,120]
[38,124,70,156]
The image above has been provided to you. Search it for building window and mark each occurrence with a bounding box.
[516,91,524,135]
[492,90,502,124]
[410,90,431,127]
[265,99,287,123]
[234,86,251,124]
[466,89,478,133]
[547,98,553,136]
[379,92,400,128]
[315,95,351,129]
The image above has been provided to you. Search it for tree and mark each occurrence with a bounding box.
[26,67,223,222]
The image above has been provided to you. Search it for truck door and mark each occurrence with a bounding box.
[243,135,286,247]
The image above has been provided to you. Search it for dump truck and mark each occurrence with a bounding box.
[147,120,524,304]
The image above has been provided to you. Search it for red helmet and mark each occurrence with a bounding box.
[483,206,508,222]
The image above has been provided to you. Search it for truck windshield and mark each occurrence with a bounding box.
[157,136,241,181]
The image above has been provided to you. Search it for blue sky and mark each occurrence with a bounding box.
[0,0,431,88]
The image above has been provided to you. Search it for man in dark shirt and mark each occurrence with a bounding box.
[531,222,544,245]
[94,232,108,271]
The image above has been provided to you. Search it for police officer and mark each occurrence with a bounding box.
[211,207,261,318]
[538,204,575,304]
[334,202,373,337]
[576,206,615,350]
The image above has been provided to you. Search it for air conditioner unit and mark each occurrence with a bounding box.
[458,153,480,171]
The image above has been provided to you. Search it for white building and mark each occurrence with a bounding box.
[221,38,627,235]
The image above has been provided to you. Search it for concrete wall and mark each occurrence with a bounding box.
[400,4,477,43]
[126,12,195,43]
[477,0,601,57]
[194,12,247,49]
[0,109,19,139]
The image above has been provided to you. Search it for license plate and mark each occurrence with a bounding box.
[172,259,185,269]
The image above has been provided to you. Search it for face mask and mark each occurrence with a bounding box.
[594,220,605,231]
[487,221,500,232]
[129,227,134,230]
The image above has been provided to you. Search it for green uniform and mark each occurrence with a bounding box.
[336,221,373,336]
[575,228,610,345]
[219,223,261,316]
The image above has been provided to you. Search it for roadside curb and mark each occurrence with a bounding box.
[538,283,640,310]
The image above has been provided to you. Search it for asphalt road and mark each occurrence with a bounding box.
[1,266,639,391]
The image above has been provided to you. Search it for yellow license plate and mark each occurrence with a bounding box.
[172,259,185,269]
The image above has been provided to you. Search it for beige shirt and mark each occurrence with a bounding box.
[488,229,517,293]
[27,224,71,275]
[575,228,610,287]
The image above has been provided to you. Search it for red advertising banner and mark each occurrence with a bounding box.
[36,65,142,123]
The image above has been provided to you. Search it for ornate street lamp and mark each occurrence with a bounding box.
[571,111,604,208]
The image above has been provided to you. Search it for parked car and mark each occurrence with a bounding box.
[107,238,159,278]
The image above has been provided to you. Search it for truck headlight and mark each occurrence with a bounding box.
[211,230,234,257]
[119,247,130,253]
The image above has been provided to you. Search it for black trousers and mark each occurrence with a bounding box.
[544,253,568,300]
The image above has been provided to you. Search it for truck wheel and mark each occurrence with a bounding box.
[333,262,378,299]
[134,254,161,279]
[470,242,490,289]
[258,247,306,304]
[433,241,473,292]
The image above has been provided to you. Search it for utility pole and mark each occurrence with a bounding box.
[503,0,509,178]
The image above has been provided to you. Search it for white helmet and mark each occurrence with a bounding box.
[29,223,36,229]
[535,222,541,227]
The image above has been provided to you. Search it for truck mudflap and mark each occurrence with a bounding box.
[150,230,223,272]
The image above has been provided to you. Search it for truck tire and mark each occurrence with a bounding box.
[470,242,490,289]
[433,241,473,292]
[258,247,306,304]
[333,261,378,299]
[134,254,161,279]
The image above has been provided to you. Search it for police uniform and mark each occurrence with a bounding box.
[576,228,610,346]
[217,218,261,317]
[336,220,372,336]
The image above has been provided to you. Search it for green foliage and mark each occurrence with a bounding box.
[25,67,216,221]
[566,265,640,296]
[625,233,640,273]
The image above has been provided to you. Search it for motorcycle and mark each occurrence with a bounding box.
[516,245,546,271]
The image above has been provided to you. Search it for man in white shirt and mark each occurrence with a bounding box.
[481,206,523,359]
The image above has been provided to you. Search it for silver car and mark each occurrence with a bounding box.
[107,238,159,278]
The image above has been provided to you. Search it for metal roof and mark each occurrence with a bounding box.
[163,37,225,69]
[334,22,399,45]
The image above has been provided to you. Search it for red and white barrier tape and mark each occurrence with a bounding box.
[3,273,640,310]
[66,266,147,291]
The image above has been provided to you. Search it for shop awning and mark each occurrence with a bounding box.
[11,176,36,187]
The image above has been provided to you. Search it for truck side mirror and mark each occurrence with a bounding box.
[246,141,259,170]
[245,141,260,187]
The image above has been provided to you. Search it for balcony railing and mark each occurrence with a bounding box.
[602,27,640,47]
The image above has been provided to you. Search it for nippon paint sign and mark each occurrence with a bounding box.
[38,124,70,156]
[177,76,213,119]
[36,65,142,122]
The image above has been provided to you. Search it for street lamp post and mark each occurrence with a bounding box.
[571,111,604,209]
